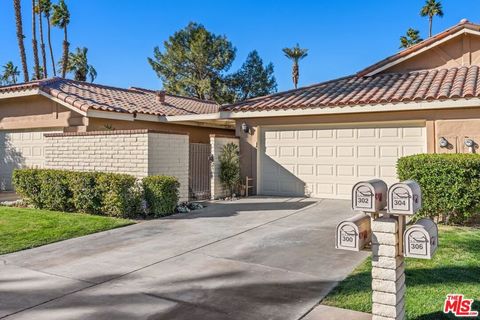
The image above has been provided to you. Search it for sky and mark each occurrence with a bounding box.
[1,0,480,92]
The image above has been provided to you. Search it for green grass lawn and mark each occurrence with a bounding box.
[322,226,480,320]
[0,206,134,254]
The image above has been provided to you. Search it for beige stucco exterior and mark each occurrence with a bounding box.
[236,107,480,194]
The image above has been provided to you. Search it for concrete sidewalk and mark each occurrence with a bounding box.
[0,197,368,319]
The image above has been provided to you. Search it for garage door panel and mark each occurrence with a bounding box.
[1,129,60,191]
[260,125,426,199]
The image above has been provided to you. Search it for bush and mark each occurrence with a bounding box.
[219,143,240,196]
[397,154,480,224]
[143,176,180,217]
[12,169,142,218]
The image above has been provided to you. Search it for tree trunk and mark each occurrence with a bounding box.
[38,4,48,78]
[429,16,433,38]
[61,27,69,78]
[32,0,40,80]
[46,16,56,76]
[292,62,299,89]
[14,0,29,82]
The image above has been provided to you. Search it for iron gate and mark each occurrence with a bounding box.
[189,143,211,200]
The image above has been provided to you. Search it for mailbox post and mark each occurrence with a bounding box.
[336,179,438,320]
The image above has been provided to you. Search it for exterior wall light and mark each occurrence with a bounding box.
[241,122,249,134]
[439,137,449,148]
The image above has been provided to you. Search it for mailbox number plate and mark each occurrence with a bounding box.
[391,187,411,212]
[339,225,357,248]
[355,186,373,209]
[408,231,428,256]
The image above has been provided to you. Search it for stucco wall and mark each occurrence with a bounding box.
[210,134,240,199]
[0,95,85,131]
[87,118,234,144]
[44,129,189,201]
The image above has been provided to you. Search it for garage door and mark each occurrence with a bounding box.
[0,129,61,191]
[259,124,426,199]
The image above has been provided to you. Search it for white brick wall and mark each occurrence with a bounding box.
[210,135,240,199]
[44,130,189,202]
[148,132,189,201]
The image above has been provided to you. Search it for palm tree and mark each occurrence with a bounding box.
[32,0,41,79]
[66,47,97,82]
[420,0,444,37]
[2,62,20,85]
[51,0,70,78]
[40,0,55,76]
[36,0,48,78]
[13,0,29,82]
[282,44,308,89]
[400,28,423,49]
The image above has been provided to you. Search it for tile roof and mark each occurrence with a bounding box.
[0,78,219,116]
[222,66,480,112]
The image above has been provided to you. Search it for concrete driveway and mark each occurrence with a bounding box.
[0,197,368,320]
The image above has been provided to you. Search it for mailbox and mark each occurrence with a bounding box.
[336,213,372,251]
[404,218,438,259]
[352,179,388,212]
[387,180,422,215]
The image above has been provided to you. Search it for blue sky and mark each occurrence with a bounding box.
[1,0,480,91]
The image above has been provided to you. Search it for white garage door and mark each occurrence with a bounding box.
[0,129,61,191]
[259,124,426,199]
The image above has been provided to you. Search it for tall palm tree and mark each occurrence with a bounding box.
[420,0,444,37]
[282,44,308,89]
[36,0,48,78]
[40,0,55,76]
[400,28,423,49]
[51,0,70,78]
[2,62,20,85]
[66,47,97,82]
[13,0,29,82]
[32,0,41,80]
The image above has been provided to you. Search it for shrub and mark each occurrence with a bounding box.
[96,173,142,218]
[12,169,42,208]
[69,171,102,214]
[143,175,180,217]
[219,143,240,196]
[397,154,480,224]
[12,169,142,218]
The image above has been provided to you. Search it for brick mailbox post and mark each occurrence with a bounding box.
[336,179,439,320]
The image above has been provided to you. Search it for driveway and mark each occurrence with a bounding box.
[0,198,368,320]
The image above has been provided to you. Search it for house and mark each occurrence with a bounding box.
[168,19,480,200]
[0,78,235,200]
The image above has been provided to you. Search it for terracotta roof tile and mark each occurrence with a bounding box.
[222,66,480,113]
[0,78,219,116]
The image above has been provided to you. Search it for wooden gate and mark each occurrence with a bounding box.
[189,143,211,200]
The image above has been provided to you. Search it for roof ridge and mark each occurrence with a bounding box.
[129,86,219,105]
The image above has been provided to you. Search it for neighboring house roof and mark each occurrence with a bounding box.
[222,65,480,112]
[0,77,219,116]
[357,19,480,77]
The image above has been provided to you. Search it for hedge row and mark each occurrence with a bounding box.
[12,169,179,218]
[397,153,480,224]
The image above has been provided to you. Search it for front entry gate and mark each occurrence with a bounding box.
[189,143,211,200]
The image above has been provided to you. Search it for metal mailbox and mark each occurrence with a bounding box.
[404,218,438,259]
[387,180,422,215]
[336,213,372,251]
[352,179,388,212]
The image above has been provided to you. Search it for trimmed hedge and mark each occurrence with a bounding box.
[12,169,153,218]
[13,169,180,218]
[397,154,480,224]
[143,176,180,217]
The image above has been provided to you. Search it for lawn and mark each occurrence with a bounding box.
[0,206,134,254]
[322,226,480,320]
